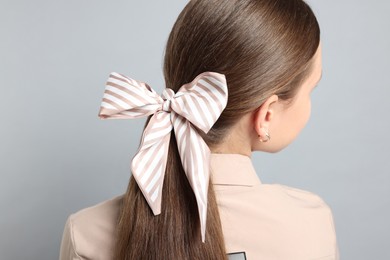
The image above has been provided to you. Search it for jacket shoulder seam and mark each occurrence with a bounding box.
[69,214,83,260]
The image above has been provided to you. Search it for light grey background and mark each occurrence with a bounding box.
[1,0,389,259]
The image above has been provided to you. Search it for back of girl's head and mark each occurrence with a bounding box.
[164,0,320,145]
[115,1,320,259]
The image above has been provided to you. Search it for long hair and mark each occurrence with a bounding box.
[114,0,320,259]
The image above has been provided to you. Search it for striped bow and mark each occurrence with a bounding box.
[98,71,228,242]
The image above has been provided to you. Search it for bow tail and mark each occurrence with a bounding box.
[172,112,210,243]
[131,111,173,216]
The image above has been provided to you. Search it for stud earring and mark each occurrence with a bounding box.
[258,128,271,143]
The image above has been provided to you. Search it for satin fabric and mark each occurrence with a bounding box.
[98,71,228,241]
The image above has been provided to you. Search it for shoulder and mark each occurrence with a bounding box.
[218,182,337,232]
[262,183,336,224]
[70,194,123,227]
[59,195,124,260]
[217,184,337,259]
[272,183,332,208]
[216,184,339,258]
[263,184,338,246]
[217,182,337,227]
[272,184,339,255]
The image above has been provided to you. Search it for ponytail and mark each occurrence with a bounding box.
[114,118,227,259]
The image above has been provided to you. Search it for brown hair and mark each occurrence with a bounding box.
[114,0,320,259]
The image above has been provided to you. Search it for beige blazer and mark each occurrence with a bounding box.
[60,153,339,260]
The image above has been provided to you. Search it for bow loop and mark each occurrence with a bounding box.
[98,72,163,119]
[98,71,228,242]
[170,72,228,133]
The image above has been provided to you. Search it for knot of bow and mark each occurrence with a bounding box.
[98,71,228,242]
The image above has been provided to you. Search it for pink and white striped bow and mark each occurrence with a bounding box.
[98,71,228,242]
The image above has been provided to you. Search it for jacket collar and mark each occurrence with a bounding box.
[210,153,261,186]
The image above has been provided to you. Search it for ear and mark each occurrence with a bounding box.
[253,94,279,138]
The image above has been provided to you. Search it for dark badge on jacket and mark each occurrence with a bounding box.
[227,252,247,260]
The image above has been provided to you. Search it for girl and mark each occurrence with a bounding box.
[60,0,339,259]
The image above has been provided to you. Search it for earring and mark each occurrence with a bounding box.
[258,128,271,143]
